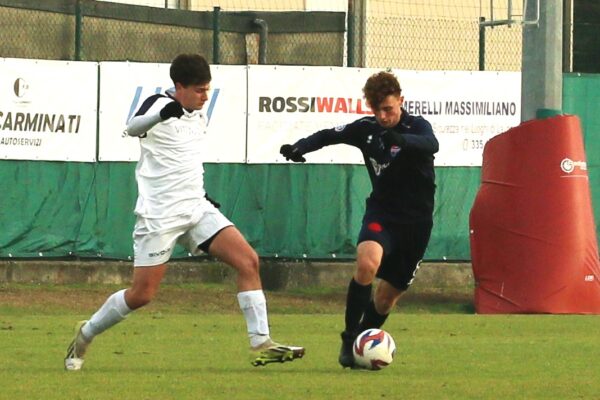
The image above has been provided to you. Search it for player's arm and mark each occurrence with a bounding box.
[280,120,362,162]
[124,95,184,137]
[382,118,439,154]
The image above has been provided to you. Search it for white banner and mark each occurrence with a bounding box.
[399,70,520,166]
[98,62,247,162]
[0,58,98,162]
[247,66,520,166]
[0,59,520,166]
[247,65,369,164]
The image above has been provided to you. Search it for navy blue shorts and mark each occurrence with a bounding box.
[357,212,433,291]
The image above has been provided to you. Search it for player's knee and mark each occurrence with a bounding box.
[238,249,260,277]
[355,257,380,283]
[355,268,376,285]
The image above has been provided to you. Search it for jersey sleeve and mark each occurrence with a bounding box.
[124,94,167,137]
[292,118,365,155]
[400,117,439,154]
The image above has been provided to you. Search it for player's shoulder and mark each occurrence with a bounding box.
[355,115,377,125]
[349,115,378,130]
[332,116,377,135]
[135,94,170,117]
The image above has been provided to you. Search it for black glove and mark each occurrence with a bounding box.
[381,130,407,148]
[280,144,306,162]
[204,193,221,208]
[159,101,184,120]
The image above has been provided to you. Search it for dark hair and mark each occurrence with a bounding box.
[362,71,401,110]
[170,54,211,86]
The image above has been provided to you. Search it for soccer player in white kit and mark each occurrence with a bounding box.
[64,54,304,370]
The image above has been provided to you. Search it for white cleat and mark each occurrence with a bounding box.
[64,320,91,371]
[251,338,305,367]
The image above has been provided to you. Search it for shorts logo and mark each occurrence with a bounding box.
[148,247,171,257]
[368,222,383,233]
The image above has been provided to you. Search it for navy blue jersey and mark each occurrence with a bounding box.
[293,110,438,223]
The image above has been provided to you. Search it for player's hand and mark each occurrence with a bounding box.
[280,144,306,162]
[381,130,406,148]
[159,101,184,120]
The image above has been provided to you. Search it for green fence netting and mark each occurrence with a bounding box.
[0,162,479,261]
[1,73,598,261]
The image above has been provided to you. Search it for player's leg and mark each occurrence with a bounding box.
[179,209,269,345]
[346,240,384,333]
[359,220,433,331]
[339,240,385,367]
[65,220,176,371]
[207,226,261,291]
[357,252,408,333]
[125,263,168,308]
[359,279,404,331]
[207,226,267,344]
[84,264,167,336]
[206,225,304,365]
[64,264,167,371]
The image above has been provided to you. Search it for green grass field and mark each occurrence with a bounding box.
[1,283,599,399]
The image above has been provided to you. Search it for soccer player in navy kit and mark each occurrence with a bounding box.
[65,54,304,370]
[280,71,438,368]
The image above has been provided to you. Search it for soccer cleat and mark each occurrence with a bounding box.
[338,330,357,368]
[250,339,305,367]
[64,320,91,371]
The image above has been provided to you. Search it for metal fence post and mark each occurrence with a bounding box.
[478,17,485,70]
[75,0,83,61]
[254,18,268,64]
[562,0,573,72]
[347,0,355,67]
[521,0,563,121]
[212,6,220,64]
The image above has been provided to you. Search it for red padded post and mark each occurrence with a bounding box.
[470,115,600,314]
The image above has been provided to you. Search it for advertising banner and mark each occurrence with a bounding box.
[247,66,520,166]
[0,58,98,162]
[98,62,247,162]
[400,70,520,166]
[2,59,520,166]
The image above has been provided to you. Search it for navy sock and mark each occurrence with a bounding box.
[344,278,372,335]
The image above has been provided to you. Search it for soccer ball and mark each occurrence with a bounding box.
[353,328,396,370]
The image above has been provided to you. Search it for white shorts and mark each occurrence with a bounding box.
[132,204,233,267]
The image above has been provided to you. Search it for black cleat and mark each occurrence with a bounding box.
[338,331,357,368]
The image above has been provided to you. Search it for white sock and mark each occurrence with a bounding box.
[237,290,271,348]
[81,289,132,340]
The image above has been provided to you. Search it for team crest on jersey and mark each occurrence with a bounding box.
[334,124,346,132]
[390,145,401,157]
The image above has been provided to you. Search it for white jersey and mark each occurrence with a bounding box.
[126,93,209,219]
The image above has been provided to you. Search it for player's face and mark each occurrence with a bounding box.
[176,82,210,111]
[371,94,403,128]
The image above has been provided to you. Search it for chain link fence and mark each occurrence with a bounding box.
[0,0,345,65]
[0,0,529,70]
[348,0,522,71]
